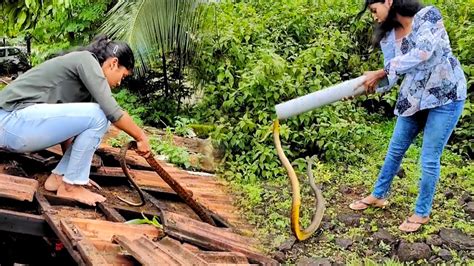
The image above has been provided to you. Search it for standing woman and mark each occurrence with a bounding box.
[349,0,467,232]
[0,35,151,206]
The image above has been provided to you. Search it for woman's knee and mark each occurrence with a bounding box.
[84,103,108,129]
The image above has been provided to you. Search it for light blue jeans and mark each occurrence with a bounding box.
[0,103,109,185]
[372,100,465,217]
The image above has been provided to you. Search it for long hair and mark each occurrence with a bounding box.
[46,35,135,71]
[357,0,423,46]
[85,35,135,70]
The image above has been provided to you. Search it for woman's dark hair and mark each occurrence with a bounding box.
[357,0,423,46]
[85,35,135,70]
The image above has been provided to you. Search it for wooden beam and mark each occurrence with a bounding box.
[0,209,53,237]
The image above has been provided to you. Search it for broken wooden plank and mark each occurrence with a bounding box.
[113,235,208,266]
[60,218,163,266]
[0,209,53,237]
[162,211,277,265]
[97,203,126,222]
[0,173,38,202]
[61,218,163,243]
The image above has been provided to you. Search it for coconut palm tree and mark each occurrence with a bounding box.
[100,0,209,95]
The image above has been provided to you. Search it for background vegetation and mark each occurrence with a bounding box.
[1,0,472,264]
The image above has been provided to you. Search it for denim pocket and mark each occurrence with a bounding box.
[3,129,27,152]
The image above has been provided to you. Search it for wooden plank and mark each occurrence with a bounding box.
[75,239,110,266]
[113,235,208,266]
[42,211,86,266]
[92,166,246,229]
[60,218,163,266]
[63,218,163,242]
[162,211,277,265]
[0,173,38,201]
[97,203,126,222]
[0,209,53,237]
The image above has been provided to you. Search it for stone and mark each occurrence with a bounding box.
[459,193,472,205]
[464,202,474,219]
[335,238,353,250]
[425,235,443,246]
[339,186,353,194]
[444,189,454,200]
[438,249,453,261]
[372,229,396,245]
[278,236,296,252]
[396,241,431,262]
[296,257,331,266]
[337,213,361,227]
[272,251,286,263]
[439,228,474,250]
[396,167,406,179]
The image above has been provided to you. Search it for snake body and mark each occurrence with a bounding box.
[273,119,326,241]
[118,141,216,226]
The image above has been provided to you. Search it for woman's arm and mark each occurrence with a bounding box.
[113,112,151,157]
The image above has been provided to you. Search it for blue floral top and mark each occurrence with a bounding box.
[377,6,467,116]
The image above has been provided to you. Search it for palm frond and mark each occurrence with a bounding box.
[100,0,209,74]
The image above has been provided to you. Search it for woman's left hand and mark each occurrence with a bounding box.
[363,69,386,94]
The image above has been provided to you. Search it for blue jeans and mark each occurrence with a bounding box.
[0,103,109,185]
[372,100,465,217]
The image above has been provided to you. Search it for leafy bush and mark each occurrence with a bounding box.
[190,0,473,183]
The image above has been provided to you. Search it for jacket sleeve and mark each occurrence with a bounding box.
[76,52,124,122]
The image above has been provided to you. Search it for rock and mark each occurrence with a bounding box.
[396,167,406,179]
[372,229,396,245]
[426,235,443,246]
[339,186,353,194]
[337,213,361,227]
[438,249,453,261]
[439,228,474,250]
[396,242,431,262]
[272,251,286,263]
[428,256,443,264]
[464,202,474,219]
[444,189,454,200]
[459,193,472,205]
[296,257,331,266]
[365,249,375,256]
[335,238,353,249]
[278,236,296,252]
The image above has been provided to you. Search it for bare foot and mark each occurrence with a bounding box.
[57,183,106,206]
[349,195,388,210]
[44,173,63,192]
[399,214,429,233]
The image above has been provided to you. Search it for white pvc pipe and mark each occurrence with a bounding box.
[275,76,367,120]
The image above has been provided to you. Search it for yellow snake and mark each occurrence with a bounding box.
[273,119,326,241]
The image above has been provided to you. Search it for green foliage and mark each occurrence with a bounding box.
[171,117,198,137]
[191,0,473,185]
[192,0,382,181]
[125,213,162,228]
[150,131,191,169]
[113,89,145,126]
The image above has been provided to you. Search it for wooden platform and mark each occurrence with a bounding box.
[0,130,276,265]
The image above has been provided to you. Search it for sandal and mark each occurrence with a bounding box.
[399,217,429,233]
[349,199,388,210]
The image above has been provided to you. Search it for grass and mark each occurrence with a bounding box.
[227,119,473,264]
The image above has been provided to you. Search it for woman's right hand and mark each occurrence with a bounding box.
[136,137,152,158]
[363,69,386,94]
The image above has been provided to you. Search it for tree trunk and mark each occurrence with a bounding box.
[161,50,169,97]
